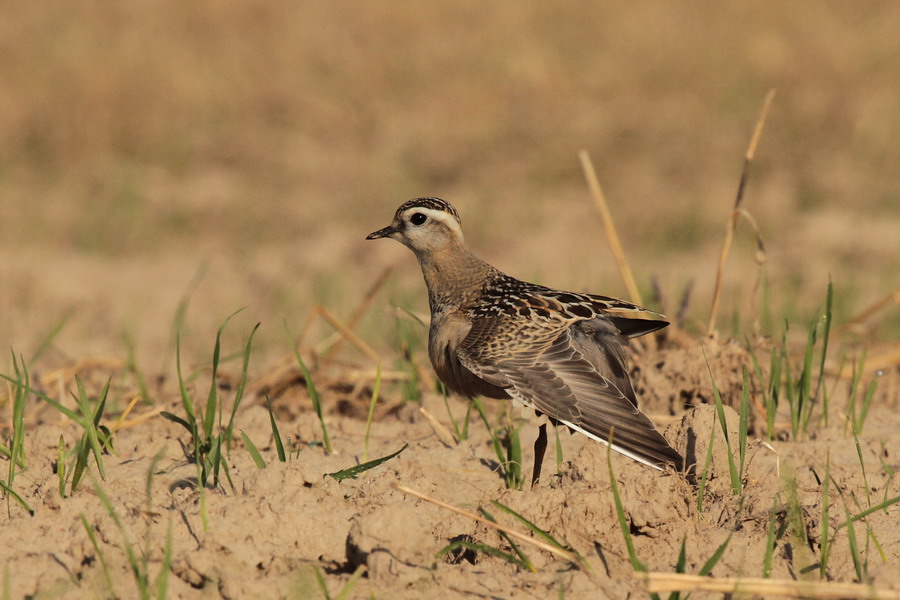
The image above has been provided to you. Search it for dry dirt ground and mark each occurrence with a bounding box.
[2,333,898,599]
[2,2,899,599]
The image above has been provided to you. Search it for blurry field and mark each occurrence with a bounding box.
[1,1,898,368]
[2,3,900,599]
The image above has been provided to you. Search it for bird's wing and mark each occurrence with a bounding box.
[457,315,683,471]
[542,290,670,339]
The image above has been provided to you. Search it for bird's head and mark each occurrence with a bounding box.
[366,197,464,255]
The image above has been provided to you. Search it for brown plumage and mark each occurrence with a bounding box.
[367,198,684,477]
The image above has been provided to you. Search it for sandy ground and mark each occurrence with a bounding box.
[1,3,899,598]
[2,335,898,599]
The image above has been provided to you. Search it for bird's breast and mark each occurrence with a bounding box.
[428,312,509,399]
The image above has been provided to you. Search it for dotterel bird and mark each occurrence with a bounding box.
[367,198,684,484]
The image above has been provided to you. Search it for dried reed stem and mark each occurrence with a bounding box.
[110,394,142,433]
[636,572,900,600]
[393,484,578,563]
[322,266,393,362]
[579,150,643,306]
[418,406,457,446]
[707,89,776,334]
[315,305,382,364]
[841,291,900,331]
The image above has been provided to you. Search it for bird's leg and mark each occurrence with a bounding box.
[531,423,548,488]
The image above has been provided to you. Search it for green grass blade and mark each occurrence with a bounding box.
[160,411,194,435]
[0,374,80,422]
[218,448,236,493]
[836,494,900,531]
[73,376,106,481]
[674,536,687,574]
[205,309,246,439]
[479,507,535,572]
[241,431,266,468]
[57,435,67,499]
[196,460,208,533]
[0,445,24,467]
[471,396,509,483]
[160,261,208,374]
[81,515,114,593]
[175,333,197,428]
[762,494,780,578]
[607,439,646,573]
[847,351,865,433]
[364,362,382,462]
[209,435,224,488]
[666,536,688,600]
[819,453,831,578]
[92,377,111,440]
[554,425,563,477]
[701,346,740,494]
[30,306,76,364]
[265,393,286,462]
[696,414,717,512]
[797,314,817,437]
[124,330,153,405]
[0,480,34,516]
[844,507,864,582]
[286,321,332,453]
[501,425,523,490]
[328,444,408,482]
[70,436,90,493]
[439,382,462,443]
[203,322,224,443]
[853,435,872,509]
[765,340,782,439]
[7,353,29,489]
[811,279,833,416]
[490,500,572,555]
[155,519,173,600]
[461,402,472,441]
[436,540,527,570]
[855,376,880,435]
[225,322,260,453]
[335,564,367,600]
[697,532,732,576]
[738,366,750,478]
[312,566,332,600]
[79,376,107,480]
[94,481,150,599]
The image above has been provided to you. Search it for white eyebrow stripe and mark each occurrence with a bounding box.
[402,207,463,238]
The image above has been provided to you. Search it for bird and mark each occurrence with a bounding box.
[366,197,684,485]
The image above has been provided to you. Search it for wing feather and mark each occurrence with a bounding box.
[458,317,683,470]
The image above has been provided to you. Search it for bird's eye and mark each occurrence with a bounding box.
[410,213,427,226]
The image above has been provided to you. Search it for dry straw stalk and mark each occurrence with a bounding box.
[707,88,776,334]
[637,572,900,600]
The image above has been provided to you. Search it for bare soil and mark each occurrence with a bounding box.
[3,335,898,599]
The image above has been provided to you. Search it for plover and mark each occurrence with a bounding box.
[367,197,684,485]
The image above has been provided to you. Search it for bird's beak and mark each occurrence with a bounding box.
[366,225,396,240]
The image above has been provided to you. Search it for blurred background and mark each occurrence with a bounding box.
[1,2,898,368]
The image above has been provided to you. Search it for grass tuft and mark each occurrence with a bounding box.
[701,344,741,495]
[286,320,333,454]
[266,392,286,462]
[363,362,382,462]
[2,352,29,513]
[471,397,523,489]
[762,494,783,578]
[607,435,647,574]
